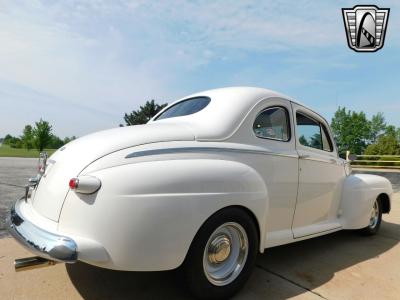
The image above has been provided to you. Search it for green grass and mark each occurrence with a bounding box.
[0,144,57,158]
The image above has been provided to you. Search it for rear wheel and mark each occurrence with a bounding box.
[359,198,382,236]
[183,207,258,300]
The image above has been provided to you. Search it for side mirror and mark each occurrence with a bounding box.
[348,154,358,161]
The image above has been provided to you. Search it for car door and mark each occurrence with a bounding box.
[291,103,345,238]
[235,97,299,247]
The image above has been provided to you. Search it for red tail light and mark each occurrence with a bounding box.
[68,176,101,194]
[69,178,79,189]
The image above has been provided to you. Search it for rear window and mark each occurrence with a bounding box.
[155,97,211,120]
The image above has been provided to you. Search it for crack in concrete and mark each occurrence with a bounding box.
[256,264,329,299]
[0,182,25,188]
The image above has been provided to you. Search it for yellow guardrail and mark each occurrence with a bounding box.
[346,152,400,169]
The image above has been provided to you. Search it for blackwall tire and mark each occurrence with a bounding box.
[183,207,258,300]
[359,198,382,236]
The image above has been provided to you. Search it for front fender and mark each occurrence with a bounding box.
[59,159,268,271]
[340,174,393,229]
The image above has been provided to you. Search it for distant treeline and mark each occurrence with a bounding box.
[3,102,399,156]
[2,119,76,151]
[331,108,400,156]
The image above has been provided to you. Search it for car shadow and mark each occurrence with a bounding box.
[66,263,191,299]
[66,220,399,300]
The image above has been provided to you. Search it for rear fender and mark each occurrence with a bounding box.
[59,158,269,271]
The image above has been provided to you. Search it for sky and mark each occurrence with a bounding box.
[0,0,399,138]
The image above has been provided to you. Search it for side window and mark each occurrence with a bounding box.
[321,124,333,151]
[253,107,290,141]
[296,112,333,152]
[297,113,322,149]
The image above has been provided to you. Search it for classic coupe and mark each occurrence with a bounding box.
[8,87,393,299]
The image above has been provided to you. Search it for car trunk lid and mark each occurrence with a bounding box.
[32,123,194,221]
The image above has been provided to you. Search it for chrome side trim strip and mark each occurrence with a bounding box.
[125,147,298,159]
[300,156,338,165]
[293,226,342,239]
[7,199,78,263]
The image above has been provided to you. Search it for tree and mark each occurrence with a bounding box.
[397,128,400,143]
[3,134,13,145]
[365,134,400,155]
[4,124,75,151]
[48,135,64,149]
[123,100,167,126]
[21,125,34,150]
[32,119,53,152]
[359,122,400,155]
[331,107,371,155]
[310,133,322,149]
[370,112,386,143]
[299,135,309,147]
[385,125,397,137]
[63,136,76,145]
[10,137,22,148]
[3,134,22,148]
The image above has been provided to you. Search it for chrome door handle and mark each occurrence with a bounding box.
[299,154,310,159]
[329,158,337,164]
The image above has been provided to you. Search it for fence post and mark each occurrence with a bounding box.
[346,150,350,161]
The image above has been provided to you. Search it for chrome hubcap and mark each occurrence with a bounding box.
[203,222,248,286]
[208,235,231,264]
[369,200,379,228]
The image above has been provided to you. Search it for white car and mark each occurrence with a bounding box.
[8,87,393,299]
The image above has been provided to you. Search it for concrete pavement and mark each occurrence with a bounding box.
[0,158,36,238]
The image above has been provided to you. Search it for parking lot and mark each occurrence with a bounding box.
[1,157,400,299]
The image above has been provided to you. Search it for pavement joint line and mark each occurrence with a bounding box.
[255,264,329,300]
[0,182,25,188]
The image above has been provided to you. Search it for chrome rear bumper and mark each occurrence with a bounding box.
[7,199,78,263]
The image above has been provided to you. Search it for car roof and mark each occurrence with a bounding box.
[185,86,312,108]
[150,86,318,141]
